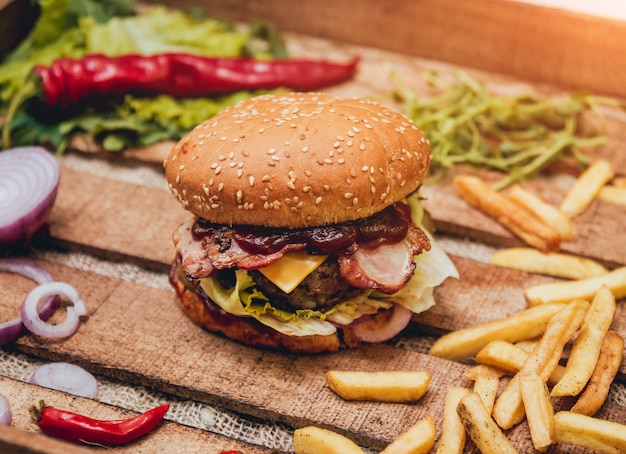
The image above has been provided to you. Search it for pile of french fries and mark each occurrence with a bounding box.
[454,159,620,252]
[430,282,625,453]
[295,282,625,453]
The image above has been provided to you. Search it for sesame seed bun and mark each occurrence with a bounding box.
[164,92,431,227]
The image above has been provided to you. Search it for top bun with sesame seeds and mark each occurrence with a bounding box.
[164,92,431,228]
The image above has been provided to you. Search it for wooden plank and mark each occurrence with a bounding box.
[48,168,186,272]
[147,0,626,99]
[0,376,269,453]
[2,261,625,453]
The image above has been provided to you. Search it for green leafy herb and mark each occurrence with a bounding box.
[393,70,619,189]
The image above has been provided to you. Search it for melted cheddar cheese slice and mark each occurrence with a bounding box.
[258,251,328,294]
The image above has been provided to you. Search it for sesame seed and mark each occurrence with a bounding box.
[287,181,296,190]
[344,192,353,199]
[218,183,224,192]
[359,143,366,150]
[237,169,243,177]
[315,197,323,205]
[302,146,309,152]
[352,197,359,205]
[262,175,270,182]
[249,176,255,187]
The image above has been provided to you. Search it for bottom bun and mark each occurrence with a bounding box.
[172,269,362,354]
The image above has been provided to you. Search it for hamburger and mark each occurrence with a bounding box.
[164,92,458,353]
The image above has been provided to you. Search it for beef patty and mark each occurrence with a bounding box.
[243,257,363,312]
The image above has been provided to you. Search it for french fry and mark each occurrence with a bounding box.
[552,286,616,397]
[454,175,560,253]
[613,176,626,188]
[560,159,614,218]
[492,300,589,430]
[524,266,626,305]
[598,185,626,207]
[325,371,431,403]
[553,411,626,453]
[429,303,565,361]
[293,426,365,454]
[520,374,554,452]
[475,340,565,385]
[456,393,519,454]
[507,185,577,240]
[380,416,435,454]
[436,387,470,454]
[473,374,499,414]
[514,339,539,352]
[463,364,508,381]
[490,247,608,280]
[571,331,624,416]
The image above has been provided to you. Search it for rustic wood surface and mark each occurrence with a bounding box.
[2,1,626,452]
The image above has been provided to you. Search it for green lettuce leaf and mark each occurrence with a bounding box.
[79,7,250,56]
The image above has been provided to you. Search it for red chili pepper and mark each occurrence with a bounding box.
[31,401,169,445]
[34,54,360,108]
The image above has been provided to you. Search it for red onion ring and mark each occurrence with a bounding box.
[21,282,86,339]
[28,362,98,399]
[0,258,59,345]
[350,303,413,343]
[0,146,60,245]
[0,393,11,426]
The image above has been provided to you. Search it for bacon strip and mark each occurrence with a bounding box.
[173,219,215,279]
[338,240,416,294]
[173,204,431,289]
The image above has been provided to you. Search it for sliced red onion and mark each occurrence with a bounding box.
[0,258,58,346]
[28,362,98,399]
[350,303,412,343]
[0,393,11,426]
[0,146,60,245]
[21,282,86,339]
